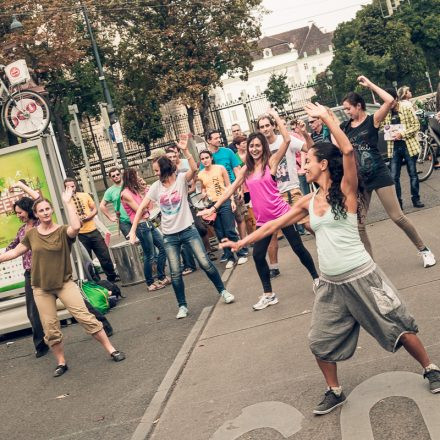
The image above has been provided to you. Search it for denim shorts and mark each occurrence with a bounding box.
[309,260,418,362]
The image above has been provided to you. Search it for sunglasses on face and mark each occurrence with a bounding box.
[110,173,120,178]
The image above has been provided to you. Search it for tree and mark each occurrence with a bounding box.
[109,0,264,133]
[264,73,290,111]
[326,0,434,103]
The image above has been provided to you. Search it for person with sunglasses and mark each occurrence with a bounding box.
[100,167,132,238]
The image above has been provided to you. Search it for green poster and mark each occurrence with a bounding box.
[0,144,52,292]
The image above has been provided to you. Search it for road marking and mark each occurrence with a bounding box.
[130,306,213,440]
[340,371,440,439]
[210,401,304,440]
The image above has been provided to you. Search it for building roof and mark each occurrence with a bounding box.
[253,23,333,60]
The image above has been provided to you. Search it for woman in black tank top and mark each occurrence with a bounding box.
[340,76,435,268]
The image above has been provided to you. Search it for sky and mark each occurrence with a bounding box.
[261,0,373,35]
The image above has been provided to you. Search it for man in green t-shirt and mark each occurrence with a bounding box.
[100,167,132,238]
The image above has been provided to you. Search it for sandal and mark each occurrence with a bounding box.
[147,281,165,291]
[53,364,68,377]
[157,277,171,286]
[110,350,126,362]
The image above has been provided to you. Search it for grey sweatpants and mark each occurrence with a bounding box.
[309,259,418,362]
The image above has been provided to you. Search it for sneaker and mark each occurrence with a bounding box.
[237,256,248,265]
[182,268,194,276]
[269,268,280,279]
[313,389,347,415]
[241,247,249,256]
[221,290,235,304]
[220,253,228,263]
[419,248,436,268]
[53,364,68,377]
[176,306,188,319]
[424,368,440,393]
[208,252,218,261]
[252,293,278,310]
[110,350,126,362]
[225,260,235,269]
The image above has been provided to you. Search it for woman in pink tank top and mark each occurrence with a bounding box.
[121,168,169,291]
[199,109,318,310]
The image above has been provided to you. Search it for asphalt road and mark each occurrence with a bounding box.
[1,168,440,440]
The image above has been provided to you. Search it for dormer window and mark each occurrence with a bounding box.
[303,51,308,58]
[263,48,272,58]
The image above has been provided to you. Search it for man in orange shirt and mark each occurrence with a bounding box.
[64,178,118,282]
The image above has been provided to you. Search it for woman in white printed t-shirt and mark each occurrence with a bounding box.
[129,134,235,319]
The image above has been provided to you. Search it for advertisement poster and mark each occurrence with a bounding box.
[0,143,54,293]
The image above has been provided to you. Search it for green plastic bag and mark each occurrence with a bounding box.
[80,281,110,314]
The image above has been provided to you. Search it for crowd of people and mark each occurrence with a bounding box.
[1,75,439,414]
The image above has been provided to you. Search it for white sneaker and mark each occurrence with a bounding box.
[225,260,235,269]
[237,256,248,265]
[176,306,188,319]
[221,290,235,304]
[419,248,436,268]
[252,293,279,311]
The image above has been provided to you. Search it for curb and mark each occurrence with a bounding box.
[131,265,238,440]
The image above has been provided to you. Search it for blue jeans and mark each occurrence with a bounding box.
[213,199,246,261]
[163,225,225,307]
[181,242,197,270]
[390,145,420,204]
[298,174,310,196]
[136,222,167,285]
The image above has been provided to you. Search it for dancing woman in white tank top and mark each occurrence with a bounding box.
[220,102,440,415]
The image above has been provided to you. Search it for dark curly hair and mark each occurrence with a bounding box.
[122,167,143,195]
[312,142,364,221]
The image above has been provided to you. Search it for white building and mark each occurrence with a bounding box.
[212,23,334,135]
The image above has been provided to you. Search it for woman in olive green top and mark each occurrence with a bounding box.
[0,187,125,377]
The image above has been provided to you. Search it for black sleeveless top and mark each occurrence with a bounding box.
[341,114,393,191]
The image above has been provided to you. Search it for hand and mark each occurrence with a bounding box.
[304,102,328,121]
[128,229,137,245]
[393,132,403,140]
[296,119,308,135]
[197,207,214,217]
[109,215,117,223]
[219,238,243,253]
[62,186,74,204]
[357,75,372,89]
[231,200,236,212]
[177,133,190,151]
[266,108,279,120]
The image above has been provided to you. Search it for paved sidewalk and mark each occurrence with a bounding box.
[149,207,440,440]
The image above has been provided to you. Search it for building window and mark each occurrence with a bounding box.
[316,48,320,55]
[227,93,233,102]
[256,85,261,94]
[232,110,237,120]
[263,48,272,58]
[303,51,307,58]
[303,63,309,70]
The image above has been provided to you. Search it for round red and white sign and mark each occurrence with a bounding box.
[10,67,20,78]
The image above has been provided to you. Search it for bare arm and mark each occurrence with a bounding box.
[62,188,81,238]
[128,194,153,244]
[296,120,314,150]
[83,196,97,222]
[11,180,40,200]
[175,134,197,182]
[357,76,394,127]
[221,196,311,251]
[221,166,235,207]
[305,102,358,200]
[0,243,29,263]
[268,109,291,173]
[197,166,246,217]
[99,199,116,222]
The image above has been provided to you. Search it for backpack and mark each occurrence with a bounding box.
[79,281,110,315]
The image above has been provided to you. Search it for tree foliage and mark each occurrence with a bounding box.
[264,73,290,110]
[316,0,438,104]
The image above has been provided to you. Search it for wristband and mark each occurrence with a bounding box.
[213,205,217,212]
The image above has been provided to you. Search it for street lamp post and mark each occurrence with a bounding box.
[80,2,129,169]
[326,70,338,107]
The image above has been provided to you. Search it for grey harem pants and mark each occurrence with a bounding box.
[309,259,418,362]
